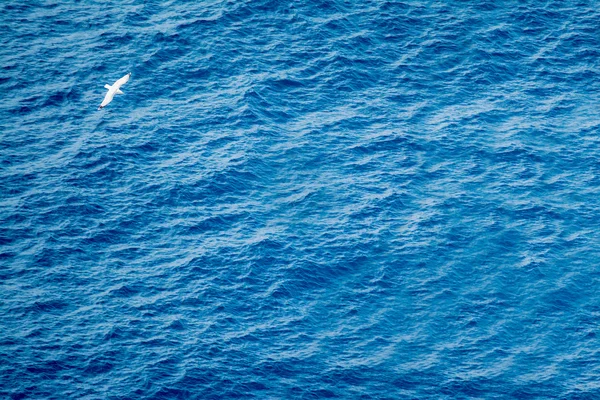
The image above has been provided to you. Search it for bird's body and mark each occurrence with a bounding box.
[99,72,131,110]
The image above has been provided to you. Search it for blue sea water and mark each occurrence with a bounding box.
[2,0,600,398]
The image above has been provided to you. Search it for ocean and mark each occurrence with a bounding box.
[1,0,600,398]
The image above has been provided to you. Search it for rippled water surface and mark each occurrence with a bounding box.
[2,0,600,398]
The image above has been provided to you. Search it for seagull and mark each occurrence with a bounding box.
[98,72,131,110]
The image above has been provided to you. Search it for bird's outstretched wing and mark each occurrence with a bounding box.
[99,91,115,109]
[112,72,131,90]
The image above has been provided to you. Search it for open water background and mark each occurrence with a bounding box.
[2,0,600,398]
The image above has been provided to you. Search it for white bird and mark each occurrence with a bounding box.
[98,72,131,110]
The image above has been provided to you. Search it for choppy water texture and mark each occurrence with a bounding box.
[2,0,600,398]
